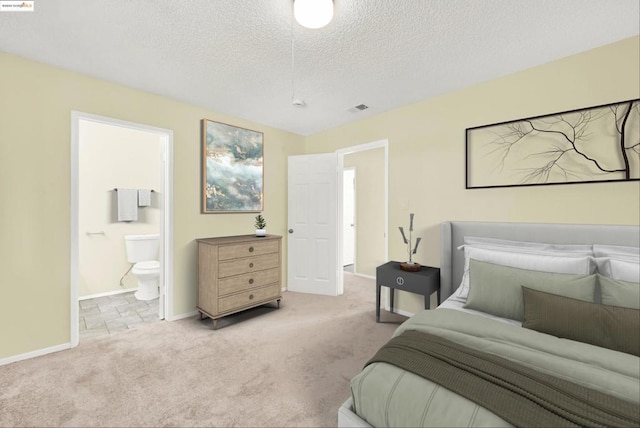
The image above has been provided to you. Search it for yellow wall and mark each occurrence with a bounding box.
[0,52,305,359]
[1,36,638,360]
[306,36,640,315]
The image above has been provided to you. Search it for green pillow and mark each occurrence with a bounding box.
[522,287,640,357]
[464,259,596,321]
[598,274,640,309]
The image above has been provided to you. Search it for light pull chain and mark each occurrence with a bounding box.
[290,12,295,102]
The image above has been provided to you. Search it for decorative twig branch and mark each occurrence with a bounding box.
[486,103,637,184]
[399,213,421,264]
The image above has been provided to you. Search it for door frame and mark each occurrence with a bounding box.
[336,139,389,295]
[70,111,174,347]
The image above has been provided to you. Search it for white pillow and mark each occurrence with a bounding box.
[464,236,593,255]
[593,244,640,283]
[593,244,640,260]
[454,247,595,300]
[596,258,640,283]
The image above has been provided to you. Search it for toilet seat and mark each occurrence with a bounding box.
[133,260,160,271]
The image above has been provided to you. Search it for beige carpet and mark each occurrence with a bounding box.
[0,274,407,427]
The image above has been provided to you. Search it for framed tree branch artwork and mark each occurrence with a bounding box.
[201,119,264,213]
[466,99,640,189]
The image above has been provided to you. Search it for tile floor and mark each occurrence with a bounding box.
[79,291,159,340]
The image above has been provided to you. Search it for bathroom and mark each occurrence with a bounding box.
[78,119,163,340]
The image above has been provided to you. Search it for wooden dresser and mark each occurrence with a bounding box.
[197,234,282,329]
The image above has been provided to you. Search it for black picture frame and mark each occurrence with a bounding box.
[465,98,640,189]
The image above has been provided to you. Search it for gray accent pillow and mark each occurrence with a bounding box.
[522,287,640,357]
[598,274,640,309]
[464,259,596,321]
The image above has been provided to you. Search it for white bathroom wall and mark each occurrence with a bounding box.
[79,120,162,298]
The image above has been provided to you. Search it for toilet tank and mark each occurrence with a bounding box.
[124,234,160,263]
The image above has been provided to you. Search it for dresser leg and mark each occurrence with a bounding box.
[199,311,204,320]
[212,319,218,330]
[277,299,281,309]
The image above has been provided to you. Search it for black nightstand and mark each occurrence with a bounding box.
[376,261,440,322]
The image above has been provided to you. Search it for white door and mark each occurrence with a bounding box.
[287,153,339,296]
[342,168,355,266]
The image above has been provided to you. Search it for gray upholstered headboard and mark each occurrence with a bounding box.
[440,221,640,300]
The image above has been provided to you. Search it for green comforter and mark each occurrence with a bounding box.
[350,309,640,427]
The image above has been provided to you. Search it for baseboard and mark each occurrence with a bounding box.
[0,342,71,367]
[79,287,137,301]
[168,310,199,321]
[351,272,375,280]
[393,308,414,318]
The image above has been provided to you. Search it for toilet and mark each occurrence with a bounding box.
[124,234,160,301]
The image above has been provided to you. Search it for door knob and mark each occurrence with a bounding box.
[288,229,294,233]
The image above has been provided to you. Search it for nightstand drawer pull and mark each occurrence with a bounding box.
[249,294,254,300]
[396,276,405,286]
[249,262,254,268]
[249,278,254,284]
[249,247,254,252]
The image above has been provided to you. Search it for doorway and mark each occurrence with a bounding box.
[286,139,388,297]
[337,139,389,293]
[342,167,356,272]
[70,112,174,347]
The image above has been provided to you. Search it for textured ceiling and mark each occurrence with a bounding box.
[0,0,638,135]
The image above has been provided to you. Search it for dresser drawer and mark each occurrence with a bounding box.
[218,253,280,278]
[218,284,281,314]
[218,240,279,261]
[218,268,280,296]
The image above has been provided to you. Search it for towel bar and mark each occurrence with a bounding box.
[113,188,155,192]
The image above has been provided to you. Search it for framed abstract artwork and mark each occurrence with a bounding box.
[466,99,640,189]
[201,119,264,213]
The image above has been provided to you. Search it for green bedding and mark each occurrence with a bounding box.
[350,309,640,428]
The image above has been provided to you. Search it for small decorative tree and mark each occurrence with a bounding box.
[254,215,267,237]
[398,213,422,270]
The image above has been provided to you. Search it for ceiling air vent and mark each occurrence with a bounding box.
[348,104,370,114]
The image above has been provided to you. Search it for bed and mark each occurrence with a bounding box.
[338,221,640,427]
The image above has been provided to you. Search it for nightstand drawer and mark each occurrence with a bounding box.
[218,268,280,296]
[218,240,279,261]
[377,269,432,295]
[218,284,281,314]
[218,253,280,278]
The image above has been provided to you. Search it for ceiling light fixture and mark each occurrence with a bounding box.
[294,0,334,29]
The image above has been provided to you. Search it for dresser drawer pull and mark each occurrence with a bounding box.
[249,262,254,268]
[249,247,254,253]
[249,294,254,300]
[249,278,254,285]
